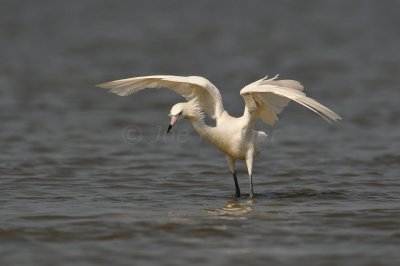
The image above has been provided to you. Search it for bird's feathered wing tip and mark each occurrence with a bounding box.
[292,93,342,124]
[96,77,155,96]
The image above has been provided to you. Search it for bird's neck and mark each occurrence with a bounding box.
[188,116,213,140]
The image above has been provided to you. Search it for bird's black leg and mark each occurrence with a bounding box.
[233,172,240,197]
[226,156,240,198]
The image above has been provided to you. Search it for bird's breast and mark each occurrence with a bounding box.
[204,127,248,160]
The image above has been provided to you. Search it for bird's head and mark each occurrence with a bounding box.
[167,100,203,133]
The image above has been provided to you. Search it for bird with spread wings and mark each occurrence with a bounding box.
[97,74,341,198]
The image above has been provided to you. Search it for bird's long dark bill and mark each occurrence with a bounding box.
[167,124,173,134]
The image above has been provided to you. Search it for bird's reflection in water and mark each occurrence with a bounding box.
[207,198,255,219]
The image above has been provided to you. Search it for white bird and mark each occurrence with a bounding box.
[97,74,341,198]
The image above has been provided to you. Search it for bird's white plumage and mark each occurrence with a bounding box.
[97,75,224,119]
[97,74,341,198]
[240,75,341,125]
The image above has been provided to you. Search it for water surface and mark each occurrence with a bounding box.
[1,1,400,265]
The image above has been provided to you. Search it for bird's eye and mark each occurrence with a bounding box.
[179,111,183,115]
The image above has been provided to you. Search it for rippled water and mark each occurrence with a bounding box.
[1,1,400,265]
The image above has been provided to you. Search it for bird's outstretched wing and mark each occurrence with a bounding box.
[97,75,225,119]
[240,75,341,125]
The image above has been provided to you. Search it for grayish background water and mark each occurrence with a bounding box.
[1,0,399,265]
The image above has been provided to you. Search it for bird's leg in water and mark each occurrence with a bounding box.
[249,174,254,198]
[233,172,240,197]
[245,153,254,198]
[226,156,240,197]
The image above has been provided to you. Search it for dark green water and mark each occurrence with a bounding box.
[1,1,399,265]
